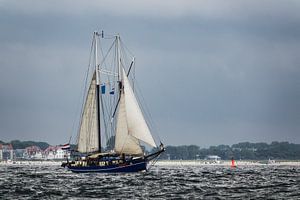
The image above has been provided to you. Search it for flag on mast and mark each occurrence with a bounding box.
[110,87,115,95]
[101,83,106,94]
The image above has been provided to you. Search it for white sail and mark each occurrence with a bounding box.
[77,72,99,153]
[114,69,157,154]
[114,93,143,155]
[123,68,157,147]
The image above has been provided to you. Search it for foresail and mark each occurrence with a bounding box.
[114,93,143,155]
[77,72,99,153]
[123,69,157,148]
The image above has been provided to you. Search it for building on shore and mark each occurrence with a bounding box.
[14,149,26,160]
[24,146,43,159]
[44,146,70,160]
[21,145,70,160]
[0,144,14,160]
[205,155,221,163]
[0,144,70,161]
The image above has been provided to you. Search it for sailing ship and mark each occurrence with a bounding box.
[61,32,165,173]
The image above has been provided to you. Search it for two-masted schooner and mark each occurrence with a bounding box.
[62,32,165,173]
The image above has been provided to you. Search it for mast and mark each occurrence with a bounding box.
[116,35,122,85]
[114,34,157,155]
[94,31,101,153]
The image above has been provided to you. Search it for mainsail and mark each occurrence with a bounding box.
[77,72,99,153]
[114,69,157,155]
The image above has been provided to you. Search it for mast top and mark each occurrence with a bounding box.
[93,31,104,38]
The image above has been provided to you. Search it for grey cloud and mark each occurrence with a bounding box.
[0,1,299,146]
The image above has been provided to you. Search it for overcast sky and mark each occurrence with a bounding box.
[0,0,299,147]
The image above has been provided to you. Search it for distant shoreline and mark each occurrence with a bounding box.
[2,141,300,160]
[155,160,300,166]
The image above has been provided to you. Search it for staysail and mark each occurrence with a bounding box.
[114,69,157,155]
[77,72,99,153]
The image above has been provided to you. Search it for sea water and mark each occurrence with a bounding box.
[0,163,299,199]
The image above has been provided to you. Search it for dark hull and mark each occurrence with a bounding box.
[67,160,147,173]
[63,147,165,173]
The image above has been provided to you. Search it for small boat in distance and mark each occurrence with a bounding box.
[62,32,165,173]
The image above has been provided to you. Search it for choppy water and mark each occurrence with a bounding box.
[0,164,299,199]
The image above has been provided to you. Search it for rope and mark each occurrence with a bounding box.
[147,153,162,171]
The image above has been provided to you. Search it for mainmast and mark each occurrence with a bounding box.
[94,31,101,153]
[116,35,123,87]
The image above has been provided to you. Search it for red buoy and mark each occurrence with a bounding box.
[231,157,236,168]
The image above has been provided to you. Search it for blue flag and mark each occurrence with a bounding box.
[110,88,115,95]
[101,84,106,94]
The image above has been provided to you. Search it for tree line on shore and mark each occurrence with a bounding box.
[1,140,300,160]
[154,142,300,160]
[0,140,49,150]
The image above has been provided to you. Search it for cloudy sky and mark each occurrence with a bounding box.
[0,0,299,147]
